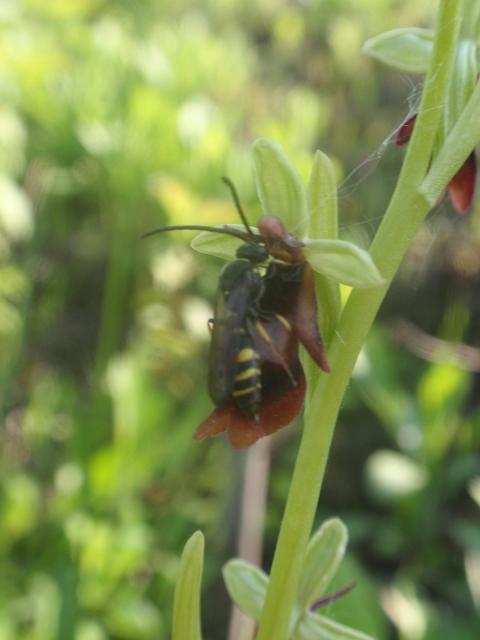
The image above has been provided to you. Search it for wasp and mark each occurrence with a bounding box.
[144,178,329,447]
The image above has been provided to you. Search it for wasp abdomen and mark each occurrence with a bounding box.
[232,344,262,419]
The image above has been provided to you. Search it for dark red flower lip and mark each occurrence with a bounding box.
[194,366,306,448]
[193,295,309,448]
[448,151,476,215]
[395,114,476,215]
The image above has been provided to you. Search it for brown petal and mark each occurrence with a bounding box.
[193,407,230,441]
[395,114,417,146]
[227,365,306,447]
[448,152,476,214]
[193,365,306,448]
[258,365,306,435]
[291,264,330,372]
[258,263,329,372]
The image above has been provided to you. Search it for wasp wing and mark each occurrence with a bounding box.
[207,263,262,407]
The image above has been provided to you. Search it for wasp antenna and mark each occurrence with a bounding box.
[141,224,253,242]
[142,224,211,239]
[221,176,255,238]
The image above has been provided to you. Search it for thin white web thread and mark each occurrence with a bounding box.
[294,78,448,240]
[336,77,423,211]
[299,79,450,346]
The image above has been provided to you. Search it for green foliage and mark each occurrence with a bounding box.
[224,518,375,640]
[307,151,338,243]
[0,0,478,638]
[172,531,204,640]
[303,239,384,288]
[297,518,348,610]
[191,224,250,261]
[253,137,308,235]
[223,560,269,621]
[191,138,383,290]
[306,150,341,346]
[363,29,434,74]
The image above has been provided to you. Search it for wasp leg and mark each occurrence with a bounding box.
[250,317,297,387]
[256,309,294,336]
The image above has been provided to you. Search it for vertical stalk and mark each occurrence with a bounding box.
[422,79,480,202]
[256,2,462,638]
[228,439,271,640]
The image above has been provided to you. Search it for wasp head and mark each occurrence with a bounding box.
[235,243,269,263]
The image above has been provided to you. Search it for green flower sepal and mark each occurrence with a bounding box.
[192,137,384,297]
[223,518,375,640]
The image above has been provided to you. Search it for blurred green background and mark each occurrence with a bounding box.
[1,0,479,638]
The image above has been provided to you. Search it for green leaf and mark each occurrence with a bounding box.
[172,531,204,640]
[297,518,348,610]
[363,28,434,74]
[306,151,341,343]
[444,39,478,134]
[223,559,269,621]
[307,150,338,241]
[294,612,375,640]
[462,0,480,39]
[303,240,385,288]
[252,137,308,235]
[191,224,255,261]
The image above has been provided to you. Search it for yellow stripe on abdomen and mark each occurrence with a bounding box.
[234,367,261,382]
[237,348,258,363]
[232,384,262,398]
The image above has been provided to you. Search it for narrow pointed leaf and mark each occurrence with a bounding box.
[223,559,269,621]
[303,240,385,288]
[297,518,348,610]
[444,39,477,134]
[253,137,308,235]
[306,150,341,342]
[363,28,434,74]
[172,531,204,640]
[191,224,256,261]
[307,150,338,241]
[295,612,375,640]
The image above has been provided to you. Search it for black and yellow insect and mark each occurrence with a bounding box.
[207,243,267,419]
[143,178,296,421]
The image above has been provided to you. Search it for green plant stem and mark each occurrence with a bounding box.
[256,2,465,638]
[422,79,480,202]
